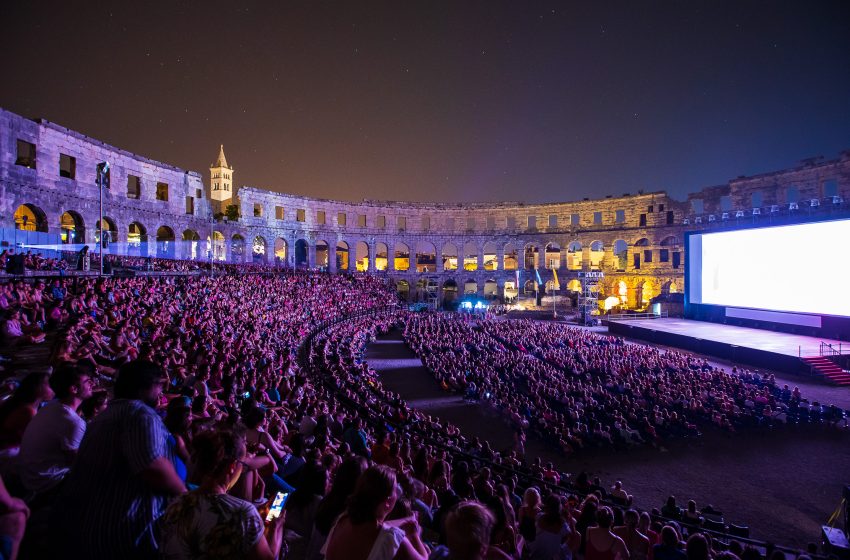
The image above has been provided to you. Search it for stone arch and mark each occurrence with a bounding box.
[633,238,650,270]
[415,241,437,273]
[613,239,628,272]
[483,241,498,271]
[637,280,655,307]
[14,203,49,232]
[394,242,410,271]
[315,240,330,269]
[523,279,537,294]
[96,217,117,245]
[503,243,518,271]
[59,210,85,244]
[618,280,628,304]
[483,279,498,299]
[660,235,679,247]
[589,240,604,269]
[156,226,176,259]
[182,229,201,260]
[231,233,245,262]
[464,278,478,295]
[375,242,389,271]
[210,231,226,261]
[274,238,288,263]
[442,242,458,271]
[544,242,561,269]
[524,243,539,270]
[252,235,267,263]
[355,241,369,271]
[396,279,410,301]
[442,279,459,306]
[463,241,479,271]
[662,280,679,294]
[294,239,309,268]
[567,240,582,270]
[336,240,350,271]
[128,222,148,256]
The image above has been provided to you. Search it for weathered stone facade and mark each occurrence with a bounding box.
[2,107,848,307]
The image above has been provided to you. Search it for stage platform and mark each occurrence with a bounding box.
[607,317,847,376]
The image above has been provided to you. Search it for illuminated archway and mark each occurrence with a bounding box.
[394,242,410,271]
[464,278,478,295]
[567,241,582,270]
[524,244,539,270]
[14,204,48,232]
[613,239,628,271]
[442,279,459,306]
[442,243,458,271]
[503,243,518,271]
[483,242,498,271]
[315,240,330,269]
[544,242,561,269]
[182,229,200,260]
[157,226,176,259]
[60,211,85,244]
[96,217,117,246]
[336,240,350,271]
[375,242,389,271]
[274,238,288,263]
[484,279,498,299]
[355,241,370,271]
[128,222,148,256]
[415,241,437,272]
[463,242,479,271]
[589,240,604,269]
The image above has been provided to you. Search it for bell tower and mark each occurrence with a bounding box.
[210,145,234,212]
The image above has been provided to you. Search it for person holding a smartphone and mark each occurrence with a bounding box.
[160,428,285,559]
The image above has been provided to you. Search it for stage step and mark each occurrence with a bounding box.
[801,356,850,386]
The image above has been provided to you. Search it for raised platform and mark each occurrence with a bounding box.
[608,317,847,379]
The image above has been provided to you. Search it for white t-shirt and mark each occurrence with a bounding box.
[17,399,86,494]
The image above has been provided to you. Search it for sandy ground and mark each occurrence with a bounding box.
[367,329,850,549]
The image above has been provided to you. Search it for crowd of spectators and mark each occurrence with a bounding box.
[0,263,838,559]
[402,315,846,455]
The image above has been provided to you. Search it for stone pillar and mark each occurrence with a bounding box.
[328,241,338,273]
[308,242,316,269]
[436,241,444,272]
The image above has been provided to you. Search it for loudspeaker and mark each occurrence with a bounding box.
[536,292,542,306]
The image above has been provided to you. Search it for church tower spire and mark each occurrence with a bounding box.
[210,145,234,210]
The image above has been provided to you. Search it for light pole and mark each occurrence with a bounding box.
[96,162,110,276]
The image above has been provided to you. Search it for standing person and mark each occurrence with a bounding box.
[17,364,93,497]
[51,360,187,559]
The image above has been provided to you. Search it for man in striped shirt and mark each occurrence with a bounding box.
[52,360,187,559]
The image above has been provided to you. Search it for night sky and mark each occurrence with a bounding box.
[2,1,849,204]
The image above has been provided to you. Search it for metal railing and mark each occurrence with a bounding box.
[820,341,848,356]
[605,311,668,321]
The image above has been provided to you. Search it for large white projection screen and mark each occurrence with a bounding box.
[689,220,850,317]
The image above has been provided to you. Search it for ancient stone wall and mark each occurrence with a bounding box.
[2,106,848,308]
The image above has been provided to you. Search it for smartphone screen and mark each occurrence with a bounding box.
[266,492,289,521]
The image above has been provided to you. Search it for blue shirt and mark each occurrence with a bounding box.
[52,399,175,559]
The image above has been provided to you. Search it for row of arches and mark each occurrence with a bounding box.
[11,203,680,270]
[394,277,679,306]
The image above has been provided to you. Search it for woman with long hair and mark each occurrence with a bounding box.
[323,465,428,560]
